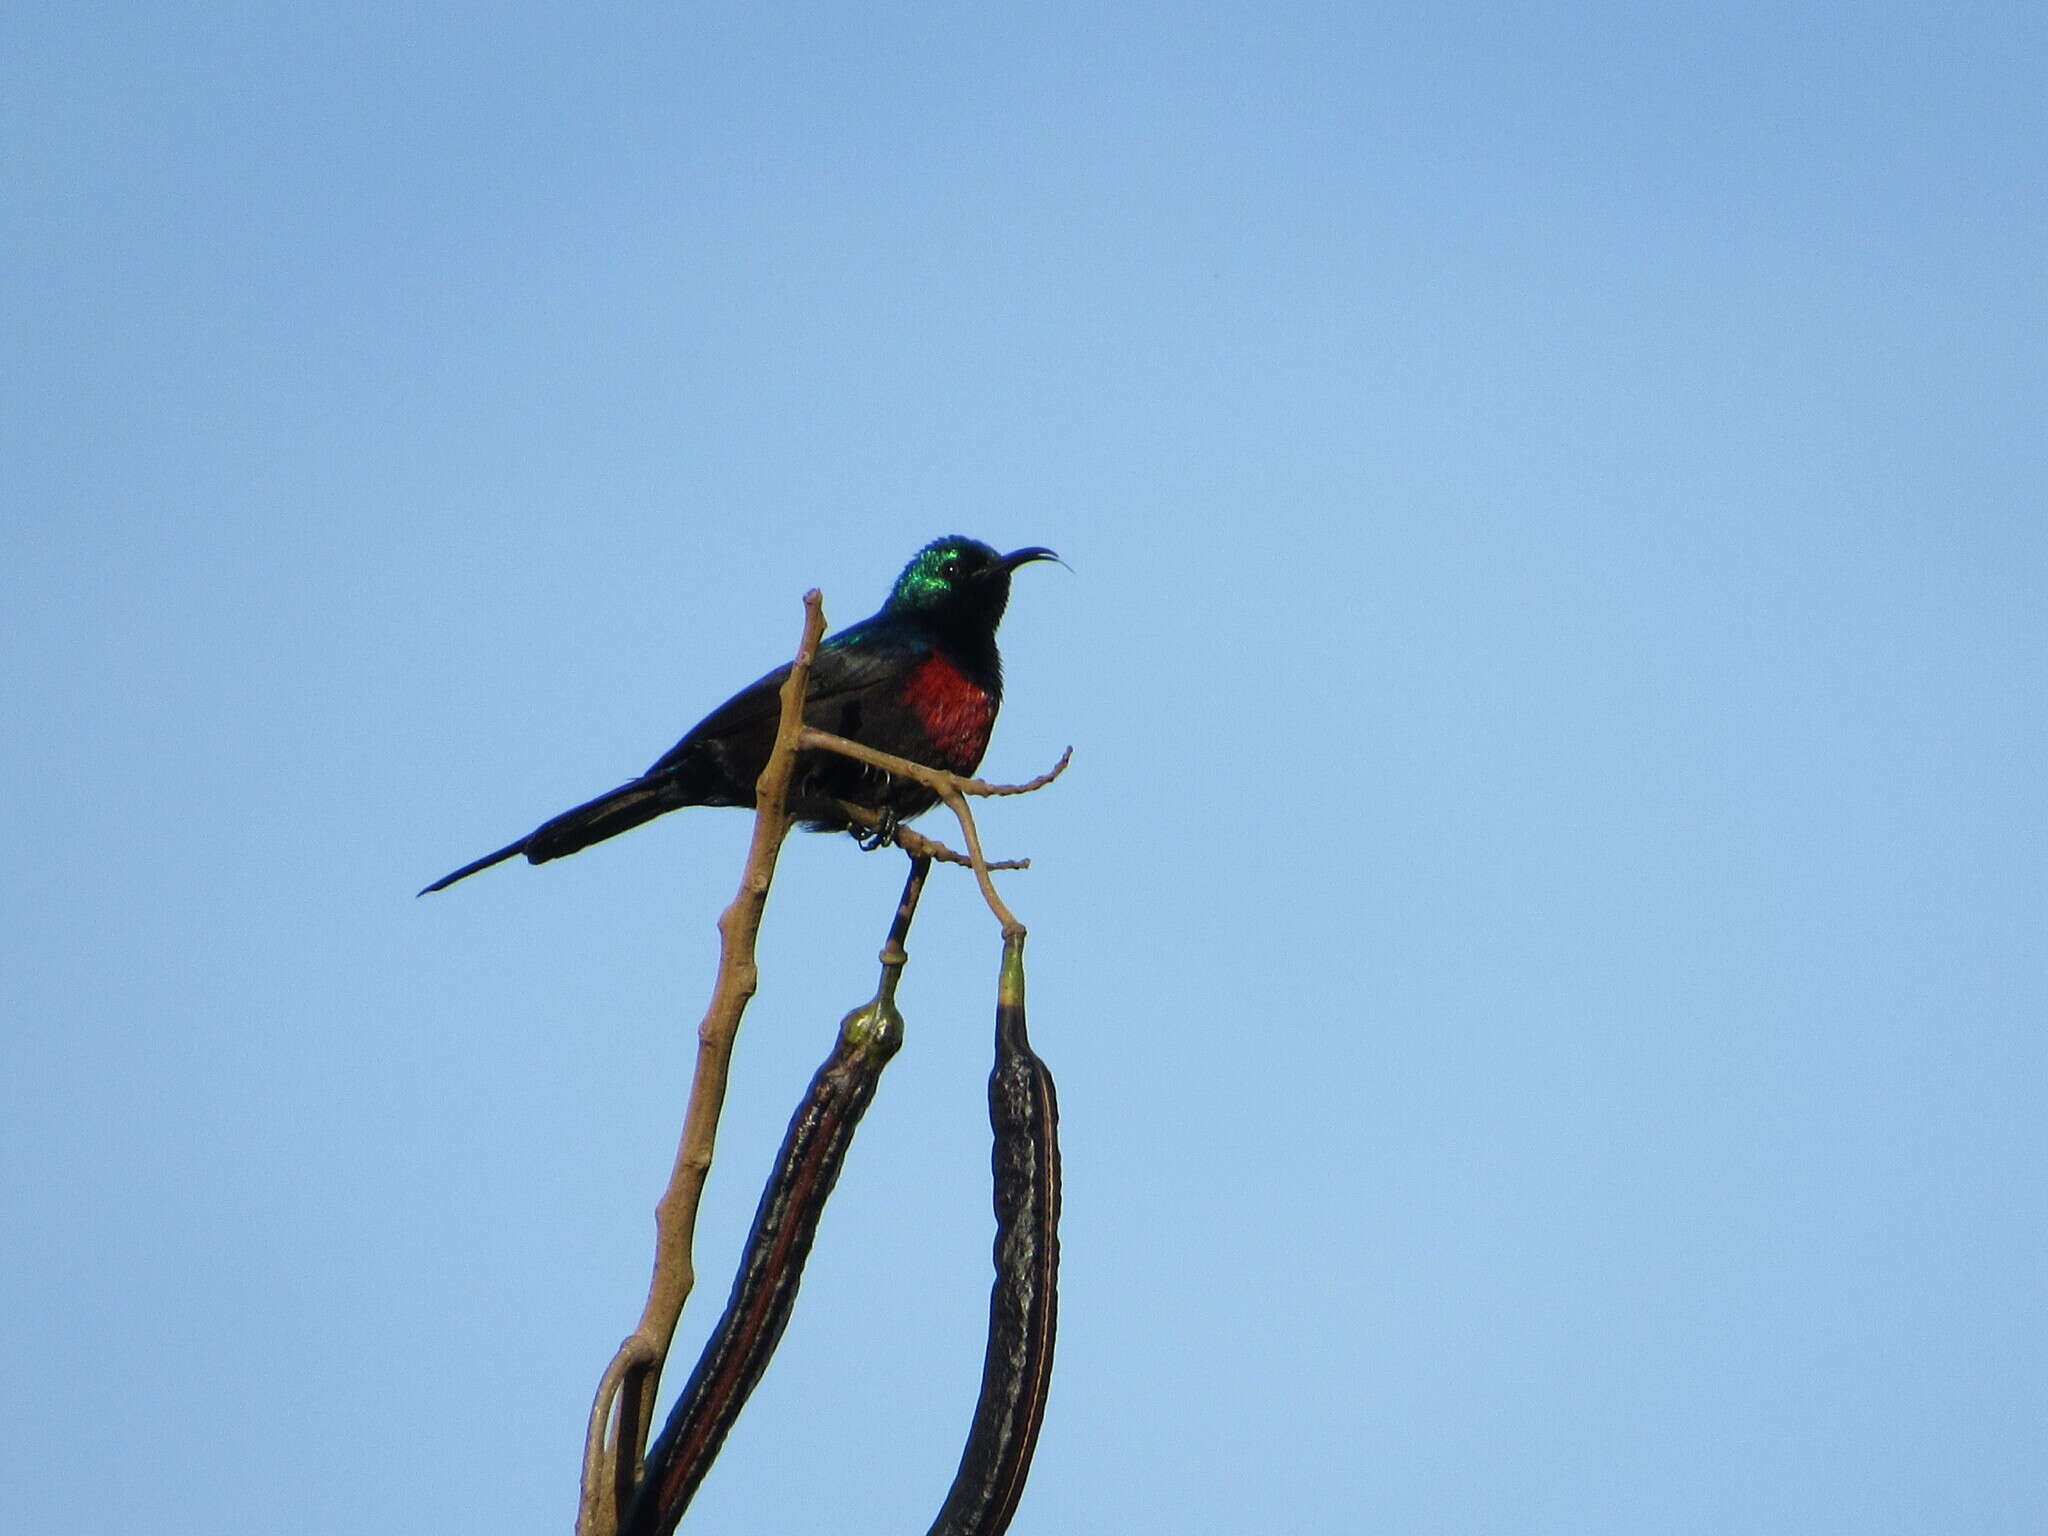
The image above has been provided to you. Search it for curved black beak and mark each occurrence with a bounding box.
[999,546,1062,573]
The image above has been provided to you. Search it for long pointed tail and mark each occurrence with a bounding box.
[418,774,693,895]
[418,836,529,895]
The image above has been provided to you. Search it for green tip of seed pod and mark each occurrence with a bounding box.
[839,995,905,1060]
[999,931,1027,1011]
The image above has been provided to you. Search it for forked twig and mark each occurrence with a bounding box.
[800,732,1071,938]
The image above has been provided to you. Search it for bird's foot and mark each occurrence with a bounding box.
[854,808,899,851]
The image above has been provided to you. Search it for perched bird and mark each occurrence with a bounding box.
[420,536,1058,895]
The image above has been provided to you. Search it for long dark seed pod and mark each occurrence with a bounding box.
[620,857,931,1536]
[927,931,1061,1536]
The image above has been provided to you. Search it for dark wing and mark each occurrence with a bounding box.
[645,617,927,777]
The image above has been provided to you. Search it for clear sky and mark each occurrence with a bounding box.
[4,4,2042,1533]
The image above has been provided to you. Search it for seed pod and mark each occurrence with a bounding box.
[620,994,903,1536]
[927,932,1061,1536]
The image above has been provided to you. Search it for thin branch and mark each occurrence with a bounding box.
[801,737,1072,804]
[898,825,1031,874]
[967,745,1074,798]
[935,781,1022,938]
[877,852,935,983]
[575,591,828,1536]
[827,802,1032,872]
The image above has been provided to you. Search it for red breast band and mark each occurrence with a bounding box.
[901,653,997,772]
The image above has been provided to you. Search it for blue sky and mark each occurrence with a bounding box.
[4,5,2042,1533]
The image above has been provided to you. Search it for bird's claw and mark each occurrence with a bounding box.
[855,809,899,851]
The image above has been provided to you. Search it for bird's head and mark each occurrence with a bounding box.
[883,536,1060,629]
